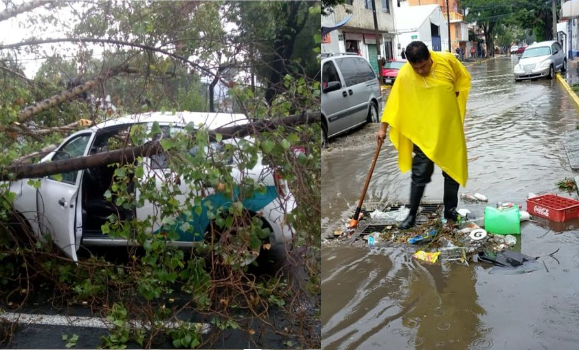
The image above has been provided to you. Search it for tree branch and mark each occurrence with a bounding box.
[0,37,215,78]
[1,111,320,181]
[0,1,50,23]
[17,63,135,123]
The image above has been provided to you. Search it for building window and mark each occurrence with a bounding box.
[365,0,372,10]
[382,0,389,12]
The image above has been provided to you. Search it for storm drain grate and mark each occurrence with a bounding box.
[360,203,442,233]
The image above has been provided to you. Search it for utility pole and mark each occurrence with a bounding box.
[552,0,557,40]
[446,0,451,52]
[371,0,383,81]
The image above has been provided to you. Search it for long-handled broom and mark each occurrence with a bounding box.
[348,136,384,228]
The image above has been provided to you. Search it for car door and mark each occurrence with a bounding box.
[554,42,564,69]
[37,133,92,260]
[334,57,370,128]
[321,59,349,138]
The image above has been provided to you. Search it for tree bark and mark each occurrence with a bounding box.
[1,111,320,181]
[17,64,135,123]
[0,1,50,23]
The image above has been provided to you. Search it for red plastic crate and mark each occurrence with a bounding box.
[526,194,579,222]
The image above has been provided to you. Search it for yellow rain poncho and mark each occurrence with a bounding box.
[381,51,471,186]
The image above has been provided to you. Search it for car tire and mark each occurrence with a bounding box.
[321,123,328,148]
[548,65,554,80]
[367,101,379,124]
[562,59,567,72]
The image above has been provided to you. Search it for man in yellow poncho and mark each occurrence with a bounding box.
[376,41,471,229]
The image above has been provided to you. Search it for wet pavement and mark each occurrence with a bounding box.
[322,56,579,349]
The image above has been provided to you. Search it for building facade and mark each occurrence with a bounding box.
[405,0,469,56]
[321,0,396,74]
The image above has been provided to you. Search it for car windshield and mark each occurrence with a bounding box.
[521,47,551,58]
[384,62,405,69]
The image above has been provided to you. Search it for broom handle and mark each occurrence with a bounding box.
[353,136,384,220]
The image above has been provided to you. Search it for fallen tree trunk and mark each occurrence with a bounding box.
[1,111,320,181]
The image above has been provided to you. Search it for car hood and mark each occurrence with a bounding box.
[519,56,549,66]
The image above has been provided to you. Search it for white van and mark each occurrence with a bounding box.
[321,53,382,146]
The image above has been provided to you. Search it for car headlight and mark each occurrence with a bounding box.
[539,60,551,68]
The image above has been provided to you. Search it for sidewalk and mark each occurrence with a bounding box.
[563,56,579,86]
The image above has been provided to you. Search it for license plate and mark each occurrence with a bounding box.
[385,79,392,83]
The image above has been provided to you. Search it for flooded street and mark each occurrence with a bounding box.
[321,57,579,349]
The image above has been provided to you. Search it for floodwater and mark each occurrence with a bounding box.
[321,57,579,349]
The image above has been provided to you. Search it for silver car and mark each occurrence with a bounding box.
[513,40,567,81]
[321,53,382,147]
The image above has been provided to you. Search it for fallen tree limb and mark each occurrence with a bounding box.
[1,111,320,181]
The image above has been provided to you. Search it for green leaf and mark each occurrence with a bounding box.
[215,133,222,142]
[261,140,275,154]
[280,139,291,150]
[150,122,161,137]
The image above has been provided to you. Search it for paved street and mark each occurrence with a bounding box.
[322,56,579,350]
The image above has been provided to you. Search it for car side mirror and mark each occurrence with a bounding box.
[323,81,341,93]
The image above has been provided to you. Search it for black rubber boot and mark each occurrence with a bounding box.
[399,184,425,230]
[443,176,460,221]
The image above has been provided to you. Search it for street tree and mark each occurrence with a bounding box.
[0,1,321,348]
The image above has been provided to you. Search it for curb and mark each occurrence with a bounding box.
[464,57,493,68]
[555,73,579,109]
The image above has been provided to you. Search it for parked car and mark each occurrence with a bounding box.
[321,52,382,147]
[513,40,567,81]
[5,112,295,265]
[516,46,526,55]
[510,45,519,54]
[381,60,406,84]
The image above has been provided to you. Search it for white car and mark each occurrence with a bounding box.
[510,45,519,54]
[6,112,295,265]
[513,40,567,81]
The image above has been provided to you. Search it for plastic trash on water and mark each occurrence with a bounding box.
[413,250,441,263]
[474,193,488,202]
[439,246,468,265]
[408,229,437,244]
[469,228,487,241]
[368,236,375,246]
[504,235,517,246]
[460,193,479,202]
[519,210,531,221]
[457,208,471,218]
[370,206,410,221]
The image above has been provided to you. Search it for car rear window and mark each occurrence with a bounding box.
[335,57,376,87]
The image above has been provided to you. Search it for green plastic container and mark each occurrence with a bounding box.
[484,206,521,235]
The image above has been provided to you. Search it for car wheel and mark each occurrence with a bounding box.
[367,101,379,123]
[548,65,554,79]
[562,59,567,72]
[321,123,328,148]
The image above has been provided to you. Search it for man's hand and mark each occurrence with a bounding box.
[375,122,388,144]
